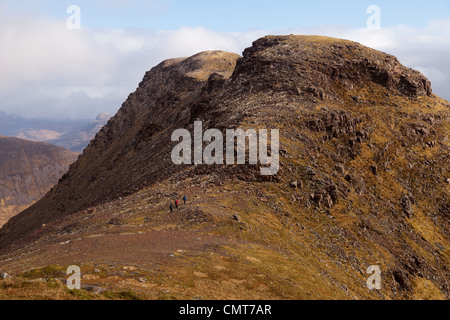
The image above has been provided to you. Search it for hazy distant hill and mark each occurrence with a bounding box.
[0,136,78,227]
[41,113,113,153]
[0,112,112,153]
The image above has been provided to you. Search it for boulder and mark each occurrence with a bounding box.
[290,180,299,189]
[0,272,10,279]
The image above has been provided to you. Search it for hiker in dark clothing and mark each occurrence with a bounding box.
[170,203,174,212]
[183,195,187,205]
[175,200,179,210]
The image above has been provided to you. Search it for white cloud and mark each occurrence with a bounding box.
[0,11,449,120]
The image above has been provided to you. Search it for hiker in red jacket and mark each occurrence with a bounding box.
[175,199,179,210]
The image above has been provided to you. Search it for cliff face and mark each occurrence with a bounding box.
[0,136,78,226]
[0,36,448,300]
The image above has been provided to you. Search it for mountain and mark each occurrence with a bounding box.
[0,136,79,227]
[44,112,113,153]
[0,36,448,300]
[0,112,112,153]
[0,112,86,142]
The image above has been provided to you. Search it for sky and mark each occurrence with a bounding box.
[0,0,449,119]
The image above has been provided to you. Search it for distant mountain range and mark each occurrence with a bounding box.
[0,112,112,153]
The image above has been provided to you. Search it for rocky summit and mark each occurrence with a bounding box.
[0,35,448,300]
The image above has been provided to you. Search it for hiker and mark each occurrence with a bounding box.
[170,203,174,212]
[175,199,179,210]
[183,195,187,205]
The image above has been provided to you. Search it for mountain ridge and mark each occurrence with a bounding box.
[0,35,448,300]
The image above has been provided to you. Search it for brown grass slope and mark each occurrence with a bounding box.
[0,36,448,300]
[0,136,78,227]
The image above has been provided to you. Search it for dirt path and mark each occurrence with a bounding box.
[0,229,232,275]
